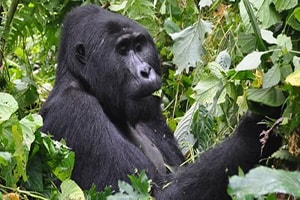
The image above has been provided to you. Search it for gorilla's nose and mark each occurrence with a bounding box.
[140,65,152,78]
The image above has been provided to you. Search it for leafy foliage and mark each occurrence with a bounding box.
[1,0,300,199]
[0,93,75,198]
[228,166,300,199]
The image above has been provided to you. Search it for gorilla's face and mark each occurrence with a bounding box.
[71,14,162,123]
[113,30,162,99]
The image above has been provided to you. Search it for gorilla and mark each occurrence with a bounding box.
[40,5,281,200]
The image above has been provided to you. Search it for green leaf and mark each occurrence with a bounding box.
[174,103,197,155]
[108,171,151,200]
[193,76,226,104]
[285,68,300,86]
[239,0,280,30]
[293,56,300,69]
[287,7,300,31]
[109,1,128,11]
[0,152,12,166]
[256,1,280,29]
[277,34,293,51]
[236,51,266,71]
[238,33,257,53]
[229,166,300,198]
[198,0,213,10]
[0,93,18,124]
[262,65,281,88]
[60,179,85,200]
[247,87,285,107]
[260,29,277,44]
[164,18,180,34]
[216,50,231,70]
[20,114,42,151]
[128,170,150,195]
[274,0,298,12]
[170,19,213,74]
[294,7,300,22]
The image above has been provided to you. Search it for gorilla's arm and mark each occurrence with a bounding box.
[40,85,160,190]
[156,113,280,200]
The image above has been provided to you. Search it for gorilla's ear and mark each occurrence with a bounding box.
[75,43,86,65]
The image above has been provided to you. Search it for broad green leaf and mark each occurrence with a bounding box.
[174,103,197,155]
[247,87,285,107]
[294,7,300,22]
[193,76,226,104]
[12,123,28,182]
[128,170,151,195]
[285,68,300,86]
[277,34,293,51]
[199,0,213,10]
[236,51,266,71]
[216,50,231,70]
[0,152,12,166]
[239,0,280,31]
[293,56,300,69]
[274,0,298,12]
[256,0,280,29]
[229,166,300,198]
[170,19,213,74]
[107,171,151,199]
[60,180,85,200]
[287,7,300,31]
[262,65,280,88]
[280,64,293,80]
[164,18,180,34]
[207,62,226,79]
[109,1,127,11]
[260,29,277,44]
[237,33,256,53]
[19,114,42,151]
[0,93,18,123]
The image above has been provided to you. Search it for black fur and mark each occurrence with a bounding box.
[40,5,280,200]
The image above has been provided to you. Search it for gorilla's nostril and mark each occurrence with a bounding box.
[141,67,151,78]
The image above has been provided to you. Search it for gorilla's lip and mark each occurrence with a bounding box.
[132,86,161,99]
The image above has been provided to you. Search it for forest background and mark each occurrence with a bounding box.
[1,0,300,199]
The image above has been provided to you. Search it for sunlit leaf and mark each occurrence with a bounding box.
[262,65,280,88]
[0,152,12,166]
[237,33,256,53]
[193,76,226,104]
[60,180,85,200]
[247,87,285,107]
[0,93,18,123]
[229,166,300,198]
[174,103,197,155]
[199,0,213,10]
[274,0,298,12]
[277,34,293,51]
[293,56,300,69]
[216,50,231,70]
[236,51,266,71]
[285,68,300,86]
[261,29,277,44]
[170,19,213,74]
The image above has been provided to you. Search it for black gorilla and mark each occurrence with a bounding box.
[40,5,280,200]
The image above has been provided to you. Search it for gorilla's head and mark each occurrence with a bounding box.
[56,5,162,125]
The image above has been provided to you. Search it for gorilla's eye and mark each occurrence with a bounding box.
[117,39,130,55]
[135,34,146,53]
[135,43,143,52]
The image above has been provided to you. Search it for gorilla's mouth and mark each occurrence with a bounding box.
[132,85,161,99]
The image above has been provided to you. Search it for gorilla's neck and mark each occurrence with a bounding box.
[125,96,162,125]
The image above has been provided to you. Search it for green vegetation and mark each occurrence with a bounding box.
[0,0,300,199]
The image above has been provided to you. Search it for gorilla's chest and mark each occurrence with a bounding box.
[128,124,166,173]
